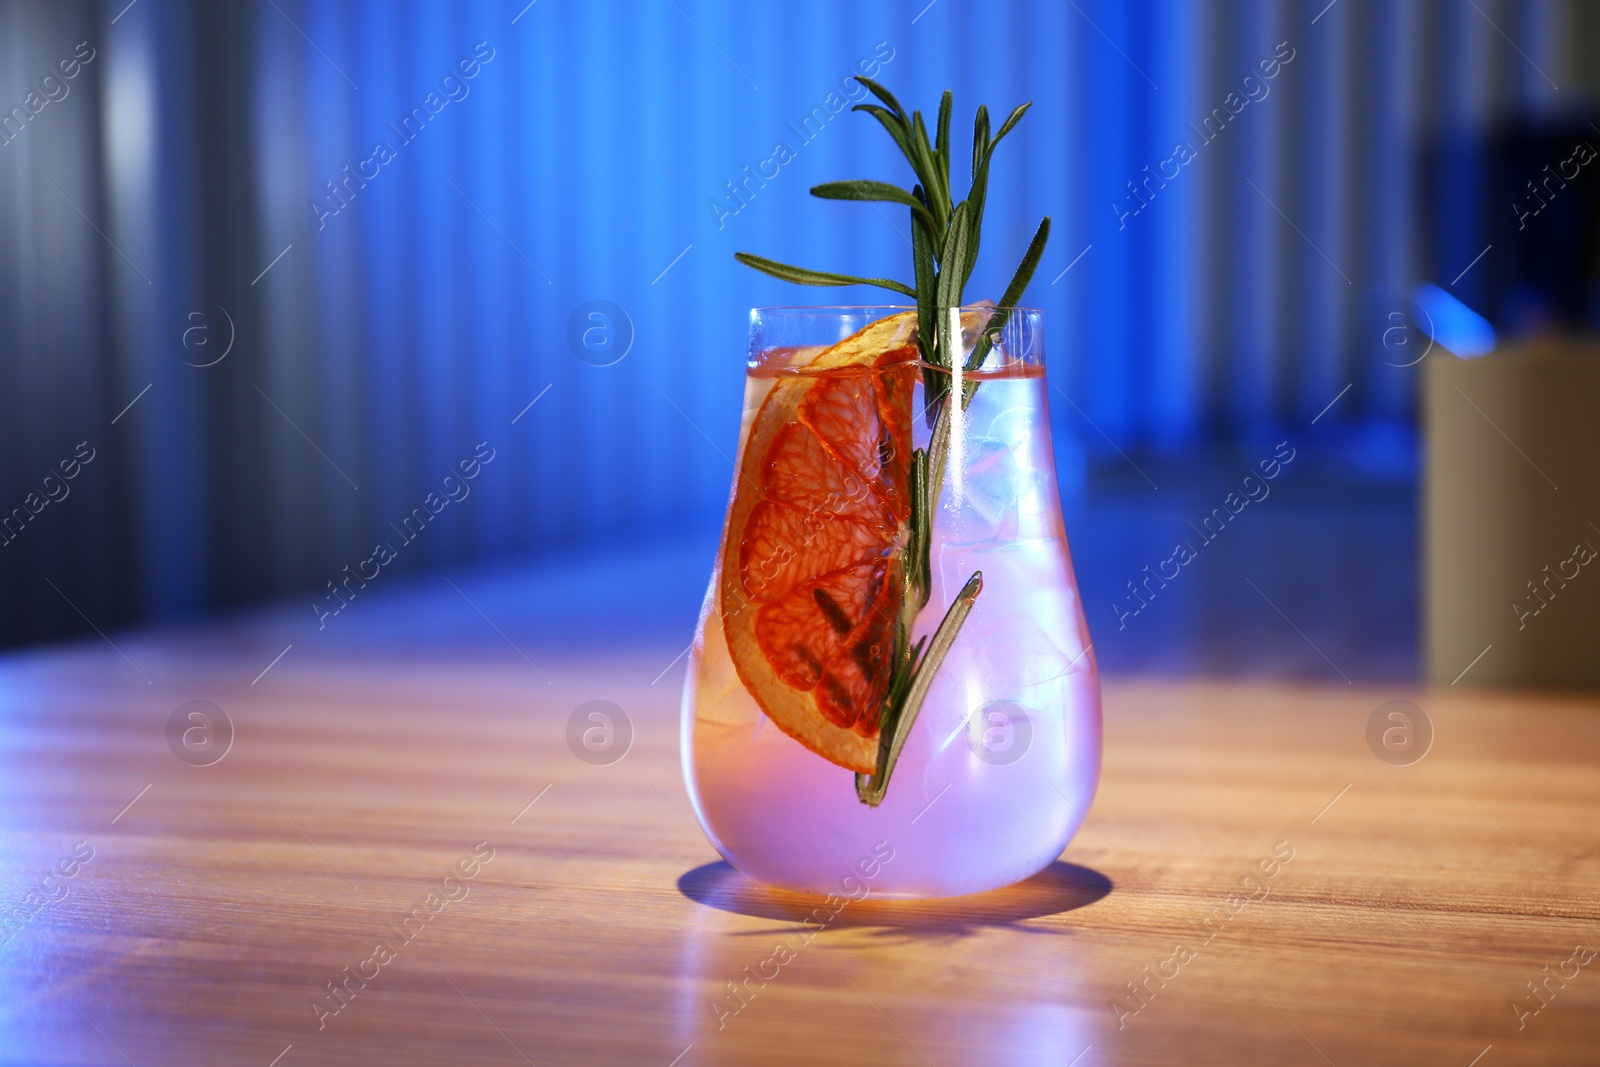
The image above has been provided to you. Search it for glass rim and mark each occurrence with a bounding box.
[751,304,1042,315]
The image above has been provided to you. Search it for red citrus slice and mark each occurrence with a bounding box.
[720,312,920,773]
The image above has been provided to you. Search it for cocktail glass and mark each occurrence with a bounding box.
[681,306,1100,898]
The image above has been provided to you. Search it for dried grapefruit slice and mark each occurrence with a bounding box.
[720,312,920,773]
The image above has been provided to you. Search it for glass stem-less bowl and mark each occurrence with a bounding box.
[681,307,1100,899]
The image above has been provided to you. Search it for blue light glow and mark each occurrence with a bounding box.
[1412,283,1496,358]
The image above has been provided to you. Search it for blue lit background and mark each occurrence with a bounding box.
[2,0,1597,673]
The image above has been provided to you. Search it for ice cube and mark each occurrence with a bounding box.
[942,404,1048,546]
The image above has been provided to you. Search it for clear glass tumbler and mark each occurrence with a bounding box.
[681,306,1100,898]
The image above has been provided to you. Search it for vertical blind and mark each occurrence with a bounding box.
[2,0,1597,645]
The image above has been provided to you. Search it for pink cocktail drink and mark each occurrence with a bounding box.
[681,308,1101,898]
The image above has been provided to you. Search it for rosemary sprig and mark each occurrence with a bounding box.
[856,572,983,807]
[735,79,1050,806]
[730,253,916,298]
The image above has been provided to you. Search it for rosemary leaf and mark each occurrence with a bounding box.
[963,178,985,290]
[990,101,1032,153]
[911,192,938,333]
[733,253,917,298]
[935,201,970,321]
[971,104,990,184]
[997,215,1051,308]
[855,571,984,807]
[925,395,952,507]
[812,181,936,232]
[909,112,949,234]
[963,111,993,289]
[962,215,1052,378]
[935,90,952,181]
[855,75,909,122]
[906,448,931,607]
[811,179,919,205]
[911,191,941,420]
[851,104,920,175]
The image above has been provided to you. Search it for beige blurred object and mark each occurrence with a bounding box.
[1425,345,1600,686]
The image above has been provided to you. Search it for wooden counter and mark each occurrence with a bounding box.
[1,593,1596,1065]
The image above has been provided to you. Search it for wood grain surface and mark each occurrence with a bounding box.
[1,606,1597,1066]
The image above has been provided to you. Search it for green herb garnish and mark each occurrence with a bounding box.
[736,79,1050,806]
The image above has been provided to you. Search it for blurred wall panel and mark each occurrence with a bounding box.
[0,2,134,644]
[3,0,1600,647]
